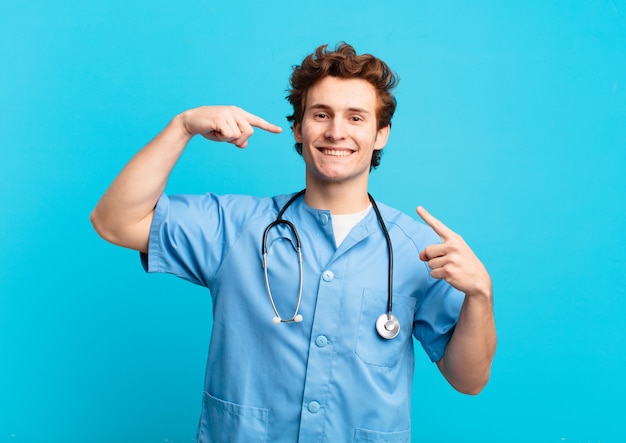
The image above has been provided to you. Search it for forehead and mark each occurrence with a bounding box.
[304,76,378,113]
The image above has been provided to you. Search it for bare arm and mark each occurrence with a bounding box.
[417,206,497,395]
[90,106,282,253]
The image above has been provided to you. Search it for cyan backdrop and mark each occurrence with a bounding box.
[1,1,625,442]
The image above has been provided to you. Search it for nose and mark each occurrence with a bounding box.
[324,118,347,141]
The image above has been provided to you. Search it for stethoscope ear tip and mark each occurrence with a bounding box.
[271,315,303,323]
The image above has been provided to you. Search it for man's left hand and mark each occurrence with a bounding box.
[417,206,492,299]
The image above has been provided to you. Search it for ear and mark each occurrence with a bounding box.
[374,125,390,150]
[293,121,302,143]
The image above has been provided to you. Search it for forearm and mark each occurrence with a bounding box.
[438,289,496,395]
[91,113,192,250]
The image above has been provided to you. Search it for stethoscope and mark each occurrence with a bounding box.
[261,190,400,340]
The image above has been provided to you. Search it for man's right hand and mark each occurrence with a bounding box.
[179,106,283,148]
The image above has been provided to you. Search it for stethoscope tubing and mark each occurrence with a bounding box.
[368,193,393,315]
[262,189,399,339]
[262,218,304,323]
[262,190,306,323]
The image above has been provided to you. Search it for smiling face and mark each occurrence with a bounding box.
[294,76,390,192]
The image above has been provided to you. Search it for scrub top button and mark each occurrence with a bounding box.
[322,270,334,282]
[315,335,328,347]
[319,213,329,225]
[308,401,321,413]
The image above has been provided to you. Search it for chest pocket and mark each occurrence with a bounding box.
[355,288,416,367]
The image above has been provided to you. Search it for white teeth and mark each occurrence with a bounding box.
[321,149,352,157]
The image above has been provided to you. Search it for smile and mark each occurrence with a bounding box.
[320,148,354,157]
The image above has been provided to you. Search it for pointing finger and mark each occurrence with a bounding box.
[416,206,454,241]
[245,112,283,134]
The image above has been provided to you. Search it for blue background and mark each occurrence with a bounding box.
[1,1,625,442]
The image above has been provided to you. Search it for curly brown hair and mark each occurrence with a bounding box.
[286,43,399,169]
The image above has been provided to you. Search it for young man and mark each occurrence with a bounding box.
[91,43,496,442]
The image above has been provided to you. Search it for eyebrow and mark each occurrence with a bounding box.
[308,103,372,115]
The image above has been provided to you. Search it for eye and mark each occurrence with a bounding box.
[350,116,364,122]
[314,112,328,119]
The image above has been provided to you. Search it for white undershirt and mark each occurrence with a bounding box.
[331,205,372,247]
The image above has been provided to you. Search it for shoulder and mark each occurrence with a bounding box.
[163,192,297,222]
[374,201,441,250]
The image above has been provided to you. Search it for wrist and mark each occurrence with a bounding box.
[464,278,493,304]
[172,111,195,139]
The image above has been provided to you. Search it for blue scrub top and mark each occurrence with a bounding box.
[142,192,464,443]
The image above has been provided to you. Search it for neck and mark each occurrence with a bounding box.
[303,181,371,214]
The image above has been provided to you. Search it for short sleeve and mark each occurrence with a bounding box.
[140,193,227,287]
[412,277,465,362]
[140,192,275,288]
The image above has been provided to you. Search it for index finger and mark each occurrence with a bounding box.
[245,111,283,134]
[416,206,454,241]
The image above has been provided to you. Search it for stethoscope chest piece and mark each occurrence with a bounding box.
[376,313,400,340]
